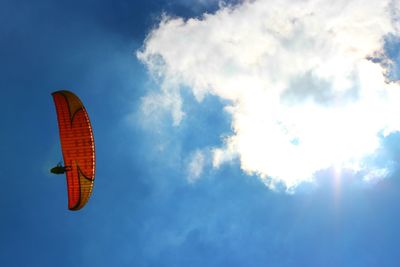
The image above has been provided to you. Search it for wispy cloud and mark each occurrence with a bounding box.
[187,149,207,183]
[138,0,400,190]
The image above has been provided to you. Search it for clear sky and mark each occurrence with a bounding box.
[1,0,400,267]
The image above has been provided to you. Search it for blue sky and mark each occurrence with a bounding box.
[1,0,400,267]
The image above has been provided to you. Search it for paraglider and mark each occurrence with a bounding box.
[51,90,96,211]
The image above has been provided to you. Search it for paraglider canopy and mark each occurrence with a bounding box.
[52,90,96,210]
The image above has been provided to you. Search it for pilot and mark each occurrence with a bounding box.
[50,163,71,174]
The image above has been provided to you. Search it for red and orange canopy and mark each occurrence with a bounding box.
[52,90,96,210]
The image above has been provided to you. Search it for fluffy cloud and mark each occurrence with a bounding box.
[138,0,400,190]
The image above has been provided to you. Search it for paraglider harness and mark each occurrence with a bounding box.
[50,162,71,174]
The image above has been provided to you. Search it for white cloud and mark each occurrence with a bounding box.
[187,150,207,183]
[141,89,185,126]
[138,0,400,190]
